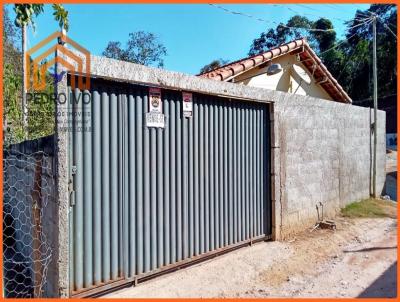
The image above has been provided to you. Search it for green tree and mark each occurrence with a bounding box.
[247,4,397,105]
[52,4,69,31]
[14,4,44,132]
[5,4,70,144]
[248,15,330,56]
[103,31,167,67]
[199,58,229,74]
[337,4,397,103]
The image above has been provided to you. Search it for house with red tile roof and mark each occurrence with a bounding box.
[199,38,351,103]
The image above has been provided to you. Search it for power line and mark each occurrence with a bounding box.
[284,5,350,22]
[300,18,373,63]
[295,4,323,13]
[377,16,397,39]
[353,93,397,103]
[208,4,336,32]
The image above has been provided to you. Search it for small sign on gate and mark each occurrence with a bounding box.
[145,112,165,128]
[147,87,165,128]
[182,92,193,118]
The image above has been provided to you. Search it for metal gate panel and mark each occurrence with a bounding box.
[69,79,271,296]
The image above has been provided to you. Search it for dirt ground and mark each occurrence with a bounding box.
[105,212,397,298]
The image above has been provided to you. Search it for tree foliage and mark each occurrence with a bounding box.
[199,58,229,74]
[249,15,335,56]
[3,5,68,145]
[103,31,167,67]
[13,4,44,28]
[52,4,69,31]
[248,4,397,104]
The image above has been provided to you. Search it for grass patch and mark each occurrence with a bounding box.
[341,198,397,219]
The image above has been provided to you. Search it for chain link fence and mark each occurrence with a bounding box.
[3,145,54,298]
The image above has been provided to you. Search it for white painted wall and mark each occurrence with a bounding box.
[233,54,333,101]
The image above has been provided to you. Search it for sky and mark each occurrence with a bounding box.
[7,4,370,75]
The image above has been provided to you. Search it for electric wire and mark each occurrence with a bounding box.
[208,4,336,32]
[377,17,397,39]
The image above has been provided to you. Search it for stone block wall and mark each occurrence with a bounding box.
[272,95,386,239]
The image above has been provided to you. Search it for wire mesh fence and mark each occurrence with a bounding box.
[3,150,54,298]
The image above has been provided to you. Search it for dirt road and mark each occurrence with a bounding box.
[105,216,397,298]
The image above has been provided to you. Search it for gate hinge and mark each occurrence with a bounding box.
[71,165,77,175]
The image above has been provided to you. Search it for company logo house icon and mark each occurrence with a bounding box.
[26,31,91,91]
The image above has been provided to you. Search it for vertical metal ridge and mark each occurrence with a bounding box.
[170,97,177,263]
[232,104,238,244]
[100,90,110,283]
[176,95,183,261]
[228,104,233,245]
[73,88,83,291]
[209,102,215,252]
[204,101,210,253]
[188,100,194,258]
[252,107,257,238]
[237,104,242,242]
[128,93,136,277]
[136,91,144,274]
[263,105,269,235]
[199,101,205,254]
[240,103,246,241]
[246,104,250,240]
[182,101,189,260]
[118,93,123,276]
[193,99,200,256]
[213,102,220,249]
[122,93,129,278]
[83,89,93,288]
[163,94,170,266]
[218,103,224,248]
[92,89,102,285]
[249,107,254,239]
[143,92,151,273]
[223,103,228,247]
[157,117,164,268]
[110,92,119,280]
[256,107,261,237]
[260,105,265,234]
[150,126,157,271]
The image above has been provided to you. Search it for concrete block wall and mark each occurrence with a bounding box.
[272,95,386,239]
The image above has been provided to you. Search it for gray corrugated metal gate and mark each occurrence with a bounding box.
[68,78,271,297]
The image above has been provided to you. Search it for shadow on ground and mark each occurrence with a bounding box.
[343,246,397,253]
[358,262,397,298]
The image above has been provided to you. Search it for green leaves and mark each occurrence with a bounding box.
[248,15,330,56]
[14,4,69,32]
[13,4,44,29]
[102,31,167,68]
[52,4,69,31]
[199,58,229,74]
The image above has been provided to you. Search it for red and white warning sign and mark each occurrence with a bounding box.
[146,87,165,128]
[182,92,193,117]
[149,87,162,113]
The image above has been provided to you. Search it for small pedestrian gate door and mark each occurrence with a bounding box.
[68,79,271,296]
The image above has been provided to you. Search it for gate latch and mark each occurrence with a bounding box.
[68,180,75,206]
